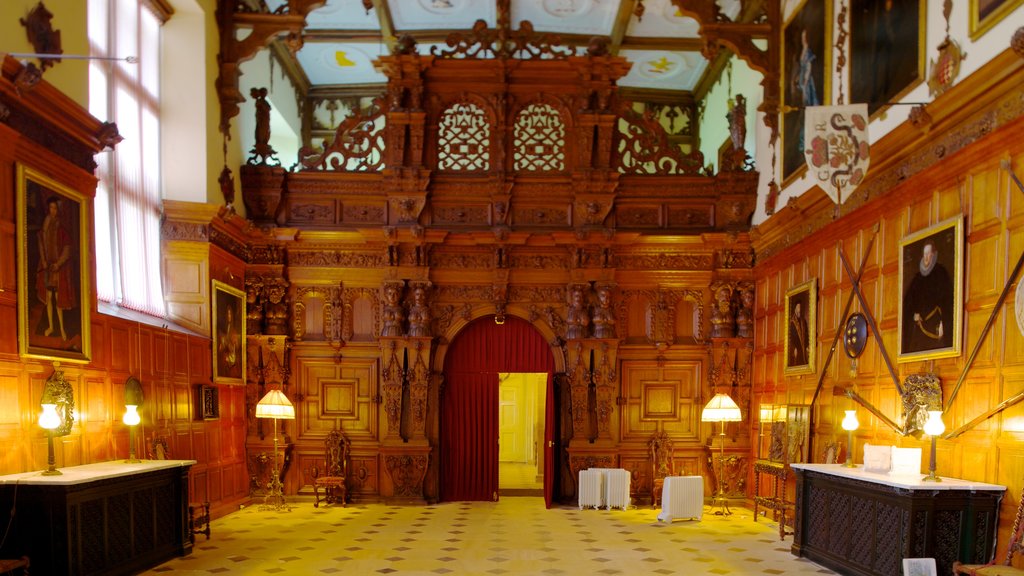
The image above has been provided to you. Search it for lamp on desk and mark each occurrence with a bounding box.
[39,402,61,475]
[922,410,945,482]
[39,363,74,476]
[123,376,144,463]
[841,410,859,468]
[701,392,742,516]
[256,388,295,511]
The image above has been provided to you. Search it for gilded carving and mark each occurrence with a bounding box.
[433,284,493,303]
[289,251,384,268]
[209,227,251,262]
[161,221,208,242]
[381,340,404,439]
[568,454,614,483]
[430,251,494,270]
[408,343,431,440]
[290,203,334,223]
[617,253,713,270]
[509,285,564,304]
[512,206,569,227]
[342,204,385,224]
[381,281,406,337]
[433,205,490,225]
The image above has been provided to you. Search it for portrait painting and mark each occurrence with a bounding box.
[16,164,91,363]
[850,0,925,117]
[212,280,246,383]
[970,0,1024,39]
[898,215,963,362]
[784,279,817,375]
[781,0,828,183]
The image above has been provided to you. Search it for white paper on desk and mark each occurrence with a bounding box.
[863,443,892,473]
[890,447,922,476]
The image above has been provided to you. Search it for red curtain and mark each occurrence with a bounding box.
[440,315,554,502]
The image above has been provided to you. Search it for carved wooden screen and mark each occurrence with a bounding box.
[437,102,490,171]
[513,103,565,171]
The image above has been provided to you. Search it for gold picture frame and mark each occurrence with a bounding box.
[970,0,1024,40]
[16,164,92,363]
[212,280,246,383]
[784,279,817,375]
[898,215,963,362]
[849,0,927,118]
[781,0,831,184]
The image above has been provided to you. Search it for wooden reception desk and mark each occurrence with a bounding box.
[790,463,1005,576]
[0,460,196,576]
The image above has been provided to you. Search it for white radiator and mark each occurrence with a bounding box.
[603,468,631,510]
[657,475,704,522]
[578,469,605,510]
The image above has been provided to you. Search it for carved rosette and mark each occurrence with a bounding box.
[380,339,404,440]
[384,453,429,499]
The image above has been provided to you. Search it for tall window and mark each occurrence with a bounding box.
[88,0,165,316]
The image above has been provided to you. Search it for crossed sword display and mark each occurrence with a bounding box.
[810,161,1024,447]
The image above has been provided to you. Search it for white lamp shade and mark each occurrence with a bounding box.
[759,405,773,422]
[256,389,296,420]
[841,410,859,431]
[923,410,945,436]
[39,403,60,430]
[123,405,141,426]
[701,393,742,423]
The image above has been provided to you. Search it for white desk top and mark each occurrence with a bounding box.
[0,460,197,486]
[790,463,1005,491]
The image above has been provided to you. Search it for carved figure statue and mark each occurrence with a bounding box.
[407,283,432,338]
[710,285,735,338]
[263,279,289,335]
[728,94,747,152]
[381,282,405,337]
[591,283,616,339]
[565,284,590,340]
[735,287,754,339]
[248,87,278,165]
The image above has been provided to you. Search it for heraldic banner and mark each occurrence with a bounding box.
[804,104,870,204]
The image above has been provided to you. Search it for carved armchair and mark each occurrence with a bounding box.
[649,431,674,508]
[313,430,350,507]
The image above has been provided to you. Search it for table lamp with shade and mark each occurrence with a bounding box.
[701,392,743,516]
[256,388,295,511]
[841,410,859,468]
[124,376,144,463]
[922,410,945,482]
[39,364,74,476]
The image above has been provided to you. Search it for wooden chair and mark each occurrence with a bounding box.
[313,430,350,507]
[954,489,1024,575]
[649,431,674,508]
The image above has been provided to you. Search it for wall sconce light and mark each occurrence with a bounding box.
[38,403,61,475]
[922,410,945,482]
[841,410,859,468]
[124,376,144,463]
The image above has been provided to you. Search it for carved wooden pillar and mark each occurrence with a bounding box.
[592,340,618,441]
[407,337,432,443]
[380,337,404,442]
[566,341,591,443]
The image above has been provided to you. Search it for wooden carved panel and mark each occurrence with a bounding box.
[293,353,378,438]
[621,360,700,440]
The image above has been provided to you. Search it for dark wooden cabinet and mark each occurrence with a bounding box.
[791,464,1004,576]
[0,460,194,576]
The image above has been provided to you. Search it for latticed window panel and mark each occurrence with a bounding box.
[438,103,490,171]
[513,103,565,171]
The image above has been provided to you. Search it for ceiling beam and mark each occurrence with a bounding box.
[620,37,705,52]
[609,0,638,53]
[370,0,397,53]
[269,39,311,98]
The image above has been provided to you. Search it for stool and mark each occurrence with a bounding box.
[188,501,211,544]
[0,556,29,575]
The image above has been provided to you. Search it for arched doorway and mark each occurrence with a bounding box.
[440,315,556,505]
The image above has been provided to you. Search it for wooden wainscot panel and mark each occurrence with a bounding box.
[174,381,193,422]
[171,332,189,378]
[967,232,1002,299]
[621,360,700,440]
[108,322,135,374]
[163,248,209,332]
[295,354,378,437]
[349,452,379,498]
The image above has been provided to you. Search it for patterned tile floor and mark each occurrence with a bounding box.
[146,498,834,576]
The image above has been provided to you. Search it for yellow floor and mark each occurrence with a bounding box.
[145,498,833,575]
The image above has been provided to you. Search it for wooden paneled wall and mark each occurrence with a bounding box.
[752,49,1024,560]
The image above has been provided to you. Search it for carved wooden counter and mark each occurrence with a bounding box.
[0,460,196,576]
[790,463,1004,576]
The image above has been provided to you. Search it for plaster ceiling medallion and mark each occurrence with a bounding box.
[635,51,686,80]
[542,0,595,18]
[307,0,380,30]
[297,43,386,85]
[418,0,463,14]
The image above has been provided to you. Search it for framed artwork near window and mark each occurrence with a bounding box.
[970,0,1024,39]
[781,0,829,183]
[212,280,246,383]
[898,215,963,362]
[849,0,926,117]
[16,164,92,363]
[784,279,817,375]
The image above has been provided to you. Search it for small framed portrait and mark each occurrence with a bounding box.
[781,0,829,183]
[15,164,92,363]
[784,279,817,375]
[898,215,963,362]
[199,384,220,420]
[850,0,926,117]
[212,280,246,383]
[970,0,1024,39]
